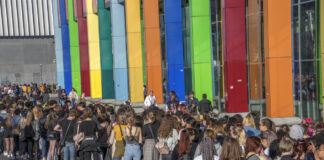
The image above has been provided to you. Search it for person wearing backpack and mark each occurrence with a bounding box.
[20,111,35,159]
[157,114,179,160]
[109,108,128,160]
[142,110,160,160]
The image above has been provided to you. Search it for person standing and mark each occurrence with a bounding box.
[68,88,79,107]
[186,92,199,113]
[54,109,77,160]
[198,94,212,114]
[144,90,157,109]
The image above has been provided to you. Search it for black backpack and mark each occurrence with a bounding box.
[24,125,35,138]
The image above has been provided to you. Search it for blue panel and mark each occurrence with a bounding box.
[60,0,72,93]
[164,0,182,23]
[114,68,129,101]
[111,0,129,101]
[166,23,184,65]
[167,65,185,100]
[53,0,65,88]
[164,0,185,101]
[111,2,126,37]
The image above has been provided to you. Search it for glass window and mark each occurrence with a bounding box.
[293,0,320,121]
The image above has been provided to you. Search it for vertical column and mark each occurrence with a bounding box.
[222,0,248,113]
[98,0,114,99]
[189,0,213,101]
[59,0,72,93]
[320,0,324,119]
[143,0,163,103]
[53,0,65,88]
[264,0,293,117]
[68,0,81,95]
[86,0,102,98]
[111,0,129,101]
[247,0,262,100]
[164,0,185,101]
[77,0,91,97]
[125,0,144,102]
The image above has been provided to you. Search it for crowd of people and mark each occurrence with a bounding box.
[0,84,324,160]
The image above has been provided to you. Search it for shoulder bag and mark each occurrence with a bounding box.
[148,124,169,154]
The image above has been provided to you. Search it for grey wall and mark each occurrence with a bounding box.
[0,38,56,85]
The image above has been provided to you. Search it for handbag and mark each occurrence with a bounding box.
[148,124,170,154]
[113,124,126,158]
[73,123,84,150]
[59,119,72,147]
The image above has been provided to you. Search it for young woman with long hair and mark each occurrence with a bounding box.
[45,111,58,160]
[220,137,242,160]
[243,114,261,137]
[157,114,179,160]
[4,113,14,158]
[245,136,263,160]
[20,111,35,159]
[32,106,43,160]
[109,108,128,160]
[142,109,160,160]
[123,110,142,160]
[172,128,198,160]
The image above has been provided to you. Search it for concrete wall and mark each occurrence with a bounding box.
[0,38,56,85]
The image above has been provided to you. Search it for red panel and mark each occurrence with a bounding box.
[77,0,91,97]
[224,61,248,113]
[222,0,249,113]
[222,0,245,8]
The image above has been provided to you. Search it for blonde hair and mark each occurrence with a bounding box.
[232,126,247,147]
[33,107,43,119]
[211,122,225,135]
[243,114,256,128]
[279,136,294,153]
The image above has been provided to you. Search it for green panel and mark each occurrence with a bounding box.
[68,0,81,95]
[192,63,213,100]
[101,69,115,99]
[191,17,212,63]
[189,0,210,17]
[98,0,114,99]
[141,8,147,85]
[190,0,213,103]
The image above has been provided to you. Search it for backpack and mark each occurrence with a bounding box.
[24,125,35,138]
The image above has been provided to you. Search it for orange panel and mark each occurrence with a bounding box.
[143,0,163,104]
[248,0,262,99]
[264,0,293,117]
[265,58,294,117]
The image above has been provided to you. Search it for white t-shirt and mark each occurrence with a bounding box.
[194,155,219,160]
[144,95,156,107]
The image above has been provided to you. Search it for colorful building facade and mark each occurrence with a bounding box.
[53,0,324,120]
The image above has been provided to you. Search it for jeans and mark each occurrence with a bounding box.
[124,144,141,160]
[41,137,48,158]
[63,142,76,160]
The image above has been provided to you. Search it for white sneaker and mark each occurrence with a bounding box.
[8,153,13,157]
[3,151,7,156]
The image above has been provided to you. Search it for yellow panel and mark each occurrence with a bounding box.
[127,33,143,68]
[87,0,102,98]
[125,0,141,33]
[90,70,102,98]
[125,0,144,102]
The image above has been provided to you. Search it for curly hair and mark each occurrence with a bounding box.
[157,115,174,138]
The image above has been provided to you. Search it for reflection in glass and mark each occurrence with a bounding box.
[293,0,320,121]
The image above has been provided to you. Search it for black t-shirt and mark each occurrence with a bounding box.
[79,120,98,137]
[59,118,76,142]
[142,121,160,139]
